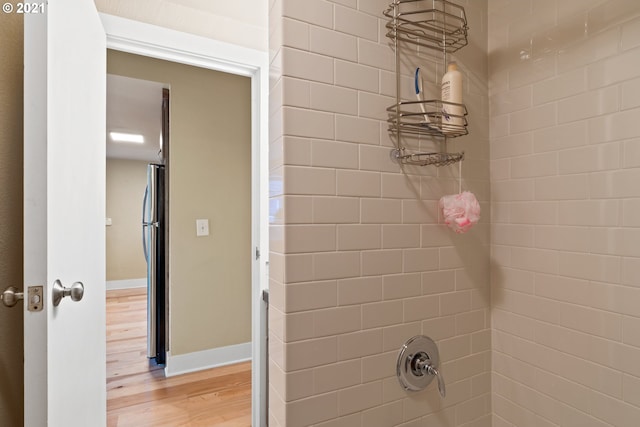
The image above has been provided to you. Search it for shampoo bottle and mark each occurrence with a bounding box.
[441,62,463,134]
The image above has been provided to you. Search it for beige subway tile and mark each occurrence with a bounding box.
[535,225,591,253]
[560,252,620,283]
[282,18,309,50]
[285,311,315,341]
[337,170,381,197]
[440,290,472,317]
[282,77,310,108]
[559,143,620,174]
[313,251,361,280]
[360,145,402,173]
[337,224,381,250]
[362,300,403,329]
[313,360,362,394]
[361,351,398,383]
[491,308,536,341]
[590,281,640,317]
[491,224,534,247]
[403,199,439,224]
[533,121,588,153]
[438,247,464,270]
[310,25,357,61]
[589,110,640,145]
[286,336,337,370]
[622,77,640,110]
[456,309,486,335]
[535,273,591,306]
[382,273,421,300]
[590,169,640,198]
[558,86,619,124]
[285,224,336,253]
[286,280,337,313]
[361,198,402,223]
[623,315,640,348]
[335,4,378,41]
[382,374,408,403]
[310,83,358,116]
[382,225,420,249]
[490,86,532,116]
[535,174,589,200]
[472,330,491,354]
[381,173,421,199]
[622,257,640,286]
[335,114,381,145]
[511,152,558,179]
[282,137,311,166]
[558,200,619,226]
[313,196,360,224]
[358,38,395,71]
[359,92,394,121]
[283,196,313,224]
[509,55,556,90]
[361,401,403,427]
[421,224,455,247]
[589,387,640,427]
[382,322,421,351]
[422,316,456,341]
[337,381,382,416]
[404,248,439,273]
[588,45,640,90]
[362,249,403,276]
[622,199,640,227]
[286,392,338,427]
[283,362,316,401]
[422,270,456,295]
[623,374,640,407]
[285,253,314,283]
[557,26,619,74]
[512,247,559,274]
[282,0,333,28]
[491,179,535,202]
[404,295,439,322]
[335,59,379,93]
[492,132,534,159]
[283,107,335,139]
[282,48,333,84]
[338,276,382,306]
[533,68,586,105]
[311,139,359,169]
[314,306,362,337]
[337,328,383,360]
[622,16,640,51]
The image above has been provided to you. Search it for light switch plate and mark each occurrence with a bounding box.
[196,219,209,236]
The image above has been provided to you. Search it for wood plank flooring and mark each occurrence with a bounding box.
[106,288,252,427]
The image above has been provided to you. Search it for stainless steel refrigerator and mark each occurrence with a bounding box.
[142,163,166,365]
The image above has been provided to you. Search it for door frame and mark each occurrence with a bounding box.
[100,14,269,426]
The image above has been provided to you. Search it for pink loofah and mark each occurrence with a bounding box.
[439,191,480,233]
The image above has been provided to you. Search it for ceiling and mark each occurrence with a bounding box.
[106,74,166,162]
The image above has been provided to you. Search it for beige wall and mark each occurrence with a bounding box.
[489,0,640,425]
[106,158,149,281]
[0,12,24,427]
[108,50,252,355]
[268,1,490,425]
[94,0,268,52]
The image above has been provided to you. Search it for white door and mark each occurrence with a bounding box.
[23,2,106,426]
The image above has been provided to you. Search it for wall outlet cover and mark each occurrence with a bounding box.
[196,219,209,236]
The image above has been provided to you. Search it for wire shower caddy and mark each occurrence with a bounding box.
[385,0,469,167]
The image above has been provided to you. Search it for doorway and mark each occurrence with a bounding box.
[101,11,270,425]
[104,48,256,425]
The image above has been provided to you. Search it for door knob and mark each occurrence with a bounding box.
[1,286,24,308]
[52,280,84,307]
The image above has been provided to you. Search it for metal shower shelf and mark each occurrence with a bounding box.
[387,99,468,138]
[392,148,464,167]
[383,0,468,53]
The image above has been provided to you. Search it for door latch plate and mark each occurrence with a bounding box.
[28,286,44,312]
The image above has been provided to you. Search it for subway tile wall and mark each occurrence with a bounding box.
[489,0,640,425]
[270,0,490,426]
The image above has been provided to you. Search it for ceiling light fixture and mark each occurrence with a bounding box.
[109,131,145,144]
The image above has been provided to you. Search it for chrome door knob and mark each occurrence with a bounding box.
[52,280,84,307]
[1,286,24,308]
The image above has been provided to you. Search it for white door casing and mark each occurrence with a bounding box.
[24,2,106,427]
[100,15,270,426]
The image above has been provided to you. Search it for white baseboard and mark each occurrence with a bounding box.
[106,278,146,291]
[164,342,252,377]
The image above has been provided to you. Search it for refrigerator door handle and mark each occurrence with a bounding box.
[142,185,149,260]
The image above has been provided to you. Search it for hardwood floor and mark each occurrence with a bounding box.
[106,288,252,427]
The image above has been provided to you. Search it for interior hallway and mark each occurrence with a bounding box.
[106,288,251,426]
